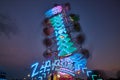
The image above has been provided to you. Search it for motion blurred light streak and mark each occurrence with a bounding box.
[45,5,62,18]
[49,13,77,57]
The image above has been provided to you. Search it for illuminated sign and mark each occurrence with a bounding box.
[31,59,74,79]
[45,5,62,18]
[31,53,87,79]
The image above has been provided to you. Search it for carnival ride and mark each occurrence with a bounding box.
[31,3,103,80]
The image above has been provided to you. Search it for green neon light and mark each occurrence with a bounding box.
[57,38,71,45]
[91,75,103,80]
[49,14,77,56]
[92,75,97,80]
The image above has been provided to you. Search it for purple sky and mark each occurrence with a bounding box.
[0,0,120,79]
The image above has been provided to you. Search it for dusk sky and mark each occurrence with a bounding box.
[0,0,120,79]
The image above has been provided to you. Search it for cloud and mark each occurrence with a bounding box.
[0,14,18,37]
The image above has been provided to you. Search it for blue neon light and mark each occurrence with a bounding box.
[31,62,39,77]
[57,68,75,76]
[31,59,74,78]
[31,53,87,79]
[45,6,62,18]
[52,59,60,70]
[87,70,92,77]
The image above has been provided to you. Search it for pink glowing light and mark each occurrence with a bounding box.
[45,5,63,18]
[52,6,62,14]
